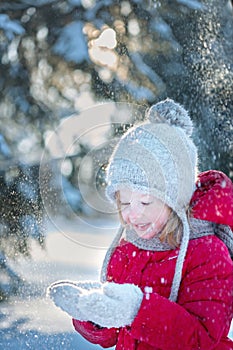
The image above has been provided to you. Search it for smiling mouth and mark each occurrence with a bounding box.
[133,223,151,231]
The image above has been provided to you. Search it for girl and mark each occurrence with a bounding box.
[48,99,233,349]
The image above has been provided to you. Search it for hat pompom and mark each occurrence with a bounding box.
[147,98,193,137]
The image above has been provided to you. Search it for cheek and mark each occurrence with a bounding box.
[157,208,170,225]
[149,207,169,224]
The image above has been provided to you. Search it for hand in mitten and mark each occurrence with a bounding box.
[47,280,102,320]
[77,282,143,328]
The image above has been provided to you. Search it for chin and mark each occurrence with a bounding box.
[137,230,157,240]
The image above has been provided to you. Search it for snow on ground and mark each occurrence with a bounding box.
[0,214,232,349]
[0,215,118,349]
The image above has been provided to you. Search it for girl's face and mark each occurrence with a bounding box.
[118,188,171,239]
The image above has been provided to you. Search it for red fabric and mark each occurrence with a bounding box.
[72,170,233,349]
[191,170,233,230]
[72,319,118,348]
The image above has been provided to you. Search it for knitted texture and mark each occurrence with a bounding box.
[105,98,198,301]
[106,99,197,212]
[214,224,233,258]
[147,99,193,136]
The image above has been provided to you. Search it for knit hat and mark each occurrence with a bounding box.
[105,98,198,302]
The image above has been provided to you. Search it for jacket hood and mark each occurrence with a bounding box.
[191,170,233,231]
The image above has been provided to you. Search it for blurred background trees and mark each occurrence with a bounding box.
[0,0,232,298]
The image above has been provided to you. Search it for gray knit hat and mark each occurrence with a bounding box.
[105,98,198,302]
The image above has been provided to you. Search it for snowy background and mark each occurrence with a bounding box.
[0,0,233,349]
[0,215,118,349]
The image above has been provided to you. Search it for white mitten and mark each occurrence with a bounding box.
[49,280,102,291]
[77,282,143,328]
[47,280,101,320]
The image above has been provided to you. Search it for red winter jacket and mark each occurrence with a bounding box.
[73,170,233,349]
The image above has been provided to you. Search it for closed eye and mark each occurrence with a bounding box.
[141,202,152,206]
[120,202,130,206]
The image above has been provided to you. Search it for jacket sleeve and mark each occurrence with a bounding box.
[72,319,119,348]
[130,237,233,350]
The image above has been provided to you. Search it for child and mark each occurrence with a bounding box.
[48,99,233,349]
